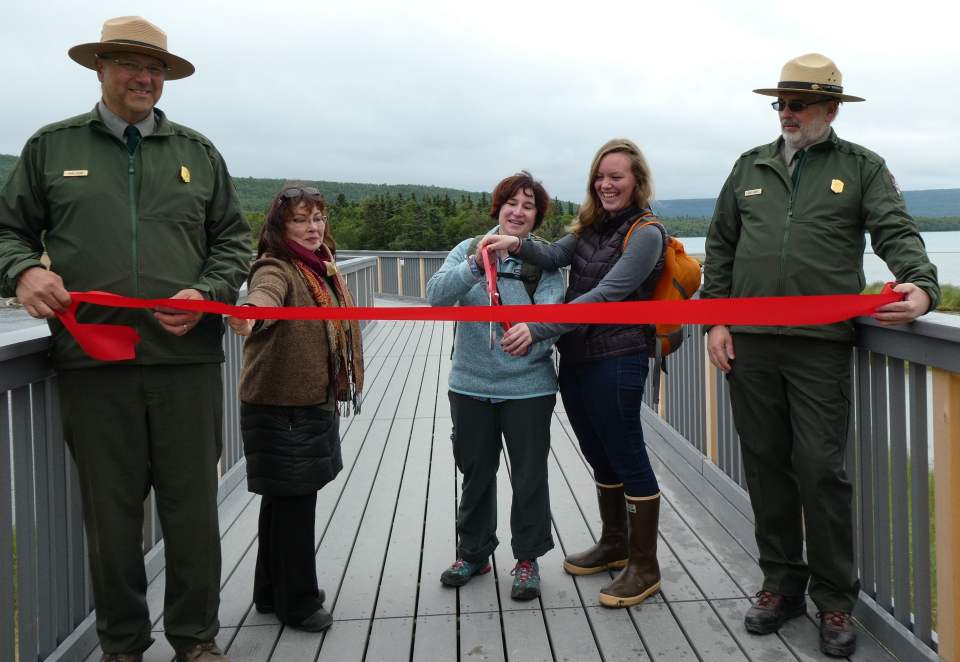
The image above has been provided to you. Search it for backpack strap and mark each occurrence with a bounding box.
[468,233,548,302]
[622,210,663,250]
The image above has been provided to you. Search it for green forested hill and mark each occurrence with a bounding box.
[232,176,493,213]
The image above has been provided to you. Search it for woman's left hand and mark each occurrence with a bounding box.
[500,323,533,356]
[227,316,255,336]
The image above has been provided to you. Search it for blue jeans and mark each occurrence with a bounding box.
[559,354,659,497]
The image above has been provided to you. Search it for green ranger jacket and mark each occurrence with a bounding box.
[0,106,251,368]
[701,129,940,342]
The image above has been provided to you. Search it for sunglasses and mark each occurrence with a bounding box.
[281,187,322,198]
[771,98,834,112]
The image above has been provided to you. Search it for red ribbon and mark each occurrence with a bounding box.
[56,285,902,362]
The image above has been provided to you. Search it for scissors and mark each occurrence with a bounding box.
[481,246,511,349]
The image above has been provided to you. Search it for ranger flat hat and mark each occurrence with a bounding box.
[68,16,194,80]
[753,53,864,102]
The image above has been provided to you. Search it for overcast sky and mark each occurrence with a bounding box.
[2,0,957,202]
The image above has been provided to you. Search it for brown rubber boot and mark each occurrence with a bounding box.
[598,492,661,608]
[563,482,628,575]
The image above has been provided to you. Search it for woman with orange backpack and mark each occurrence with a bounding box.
[477,138,692,608]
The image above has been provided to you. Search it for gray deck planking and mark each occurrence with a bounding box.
[501,609,553,661]
[410,615,456,662]
[86,318,902,662]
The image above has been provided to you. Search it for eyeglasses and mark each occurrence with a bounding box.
[281,187,322,198]
[771,98,833,112]
[289,215,328,226]
[100,57,169,78]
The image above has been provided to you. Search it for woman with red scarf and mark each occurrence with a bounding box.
[227,185,364,632]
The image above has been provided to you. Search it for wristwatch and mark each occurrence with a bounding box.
[468,254,483,278]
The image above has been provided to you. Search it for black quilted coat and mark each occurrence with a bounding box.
[241,402,342,496]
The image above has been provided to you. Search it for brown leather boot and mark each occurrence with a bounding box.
[563,482,628,575]
[598,492,661,608]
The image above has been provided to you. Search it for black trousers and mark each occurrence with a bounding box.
[448,391,556,563]
[253,493,325,624]
[727,333,859,612]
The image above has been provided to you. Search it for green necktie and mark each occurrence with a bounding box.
[124,125,141,154]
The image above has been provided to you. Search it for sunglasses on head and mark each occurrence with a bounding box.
[281,187,322,199]
[771,98,834,112]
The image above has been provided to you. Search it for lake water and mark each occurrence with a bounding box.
[681,230,960,286]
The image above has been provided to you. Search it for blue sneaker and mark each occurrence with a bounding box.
[440,558,491,587]
[510,560,540,600]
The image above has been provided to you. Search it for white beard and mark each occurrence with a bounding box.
[781,116,832,150]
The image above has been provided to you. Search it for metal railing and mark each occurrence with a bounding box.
[652,313,960,661]
[5,247,957,662]
[0,256,376,662]
[337,250,447,299]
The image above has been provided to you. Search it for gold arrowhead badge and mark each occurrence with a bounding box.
[180,165,191,183]
[830,179,844,194]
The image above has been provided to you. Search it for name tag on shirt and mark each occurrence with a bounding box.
[744,188,762,197]
[63,170,88,177]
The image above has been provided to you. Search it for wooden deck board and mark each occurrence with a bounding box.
[501,609,553,662]
[115,318,896,662]
[365,616,415,661]
[414,415,457,618]
[459,611,506,662]
[374,418,435,619]
[410,615,456,662]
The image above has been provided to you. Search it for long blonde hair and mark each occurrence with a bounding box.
[568,138,654,235]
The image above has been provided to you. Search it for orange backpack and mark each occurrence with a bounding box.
[623,215,702,361]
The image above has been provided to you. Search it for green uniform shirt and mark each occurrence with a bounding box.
[702,129,940,342]
[0,106,251,368]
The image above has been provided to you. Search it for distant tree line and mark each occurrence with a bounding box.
[246,192,581,250]
[245,196,960,250]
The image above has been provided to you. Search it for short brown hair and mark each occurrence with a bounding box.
[256,184,334,259]
[489,171,551,230]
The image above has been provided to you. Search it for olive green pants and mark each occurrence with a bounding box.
[58,364,223,655]
[727,334,859,613]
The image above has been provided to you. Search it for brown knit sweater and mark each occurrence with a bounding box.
[238,256,338,407]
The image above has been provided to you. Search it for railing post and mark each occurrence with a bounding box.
[657,370,667,418]
[933,368,960,660]
[704,337,719,465]
[419,257,427,298]
[377,257,384,294]
[397,258,404,296]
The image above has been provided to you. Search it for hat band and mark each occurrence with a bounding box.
[777,80,843,94]
[99,38,170,54]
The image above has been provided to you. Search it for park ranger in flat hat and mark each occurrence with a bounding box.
[0,15,249,662]
[701,53,939,658]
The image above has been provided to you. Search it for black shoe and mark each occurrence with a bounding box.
[255,589,325,614]
[293,607,333,633]
[744,591,807,634]
[819,611,857,657]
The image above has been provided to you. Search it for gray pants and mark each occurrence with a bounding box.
[58,364,223,655]
[727,334,859,613]
[448,391,556,563]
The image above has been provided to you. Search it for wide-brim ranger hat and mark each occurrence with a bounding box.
[68,16,194,80]
[753,53,864,102]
